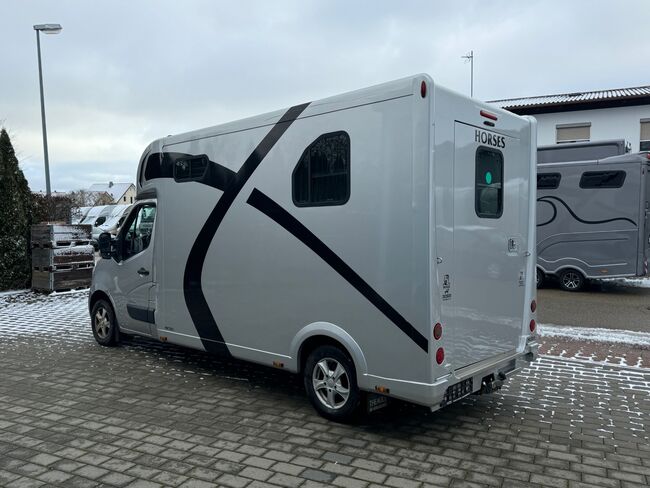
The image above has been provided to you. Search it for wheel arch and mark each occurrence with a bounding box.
[291,322,368,380]
[89,289,117,316]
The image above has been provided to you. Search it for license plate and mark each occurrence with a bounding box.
[366,393,388,413]
[441,378,473,407]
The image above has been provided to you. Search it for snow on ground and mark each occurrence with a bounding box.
[539,323,649,369]
[539,323,650,346]
[602,276,650,288]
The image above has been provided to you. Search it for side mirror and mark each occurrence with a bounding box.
[98,232,113,260]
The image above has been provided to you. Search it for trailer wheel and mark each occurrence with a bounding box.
[91,299,118,346]
[304,345,360,422]
[559,269,585,292]
[536,268,545,288]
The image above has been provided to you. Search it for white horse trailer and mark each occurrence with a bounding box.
[90,74,539,421]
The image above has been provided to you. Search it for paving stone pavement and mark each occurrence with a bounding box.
[0,290,649,488]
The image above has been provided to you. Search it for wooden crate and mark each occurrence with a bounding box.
[31,223,92,248]
[31,224,95,292]
[32,245,94,271]
[31,266,94,292]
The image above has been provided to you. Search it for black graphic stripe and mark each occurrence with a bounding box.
[246,188,429,353]
[537,196,637,227]
[144,152,236,191]
[183,103,310,354]
[126,304,155,324]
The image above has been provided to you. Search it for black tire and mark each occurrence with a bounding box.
[91,299,119,346]
[536,268,545,289]
[559,269,585,292]
[304,345,361,422]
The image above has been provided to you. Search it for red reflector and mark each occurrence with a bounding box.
[420,81,427,98]
[529,319,536,333]
[436,347,445,364]
[433,323,443,340]
[531,300,537,313]
[480,110,497,121]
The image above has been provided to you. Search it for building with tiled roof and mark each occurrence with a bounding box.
[488,85,650,152]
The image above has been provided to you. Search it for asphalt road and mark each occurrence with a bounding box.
[538,280,650,332]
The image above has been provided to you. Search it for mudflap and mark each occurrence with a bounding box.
[366,393,389,414]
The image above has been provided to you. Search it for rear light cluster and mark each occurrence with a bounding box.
[433,322,444,364]
[529,299,537,334]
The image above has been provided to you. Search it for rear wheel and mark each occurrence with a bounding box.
[91,299,118,346]
[304,345,360,422]
[559,269,585,292]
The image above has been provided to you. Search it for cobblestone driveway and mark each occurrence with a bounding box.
[0,290,649,488]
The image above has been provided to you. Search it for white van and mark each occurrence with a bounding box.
[93,204,132,241]
[90,74,539,421]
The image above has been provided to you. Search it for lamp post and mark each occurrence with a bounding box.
[34,23,62,197]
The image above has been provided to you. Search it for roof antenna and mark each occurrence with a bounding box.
[461,50,474,97]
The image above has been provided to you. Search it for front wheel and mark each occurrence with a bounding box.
[91,299,119,346]
[559,269,585,292]
[304,345,360,422]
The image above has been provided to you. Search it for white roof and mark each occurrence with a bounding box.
[88,183,134,201]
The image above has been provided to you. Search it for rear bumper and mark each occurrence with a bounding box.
[362,338,539,409]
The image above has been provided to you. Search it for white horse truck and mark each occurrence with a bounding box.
[90,74,539,421]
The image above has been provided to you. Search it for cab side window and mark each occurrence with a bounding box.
[122,204,156,260]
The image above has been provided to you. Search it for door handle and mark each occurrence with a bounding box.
[137,267,149,276]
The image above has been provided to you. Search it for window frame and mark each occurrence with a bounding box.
[474,146,504,219]
[556,122,591,144]
[641,119,650,151]
[116,203,157,262]
[537,172,562,190]
[291,131,351,208]
[579,170,626,189]
[173,155,209,183]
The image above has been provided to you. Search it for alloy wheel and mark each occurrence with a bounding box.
[312,358,350,410]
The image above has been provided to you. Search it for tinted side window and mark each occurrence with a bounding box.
[537,173,561,189]
[122,204,156,260]
[475,147,503,218]
[293,132,350,206]
[174,155,208,182]
[579,171,626,189]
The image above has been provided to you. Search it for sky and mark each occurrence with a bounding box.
[1,0,648,192]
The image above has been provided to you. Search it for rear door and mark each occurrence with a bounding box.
[447,122,527,368]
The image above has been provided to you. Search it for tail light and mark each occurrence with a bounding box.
[436,347,445,364]
[433,323,443,340]
[420,81,427,98]
[529,319,536,333]
[530,300,537,313]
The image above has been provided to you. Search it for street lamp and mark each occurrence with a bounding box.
[34,23,62,197]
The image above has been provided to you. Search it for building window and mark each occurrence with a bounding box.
[641,120,650,151]
[579,171,626,189]
[292,131,350,207]
[475,147,503,218]
[130,197,133,203]
[123,196,127,202]
[537,173,561,189]
[556,123,590,144]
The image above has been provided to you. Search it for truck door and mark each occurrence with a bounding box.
[114,203,157,335]
[447,122,527,369]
